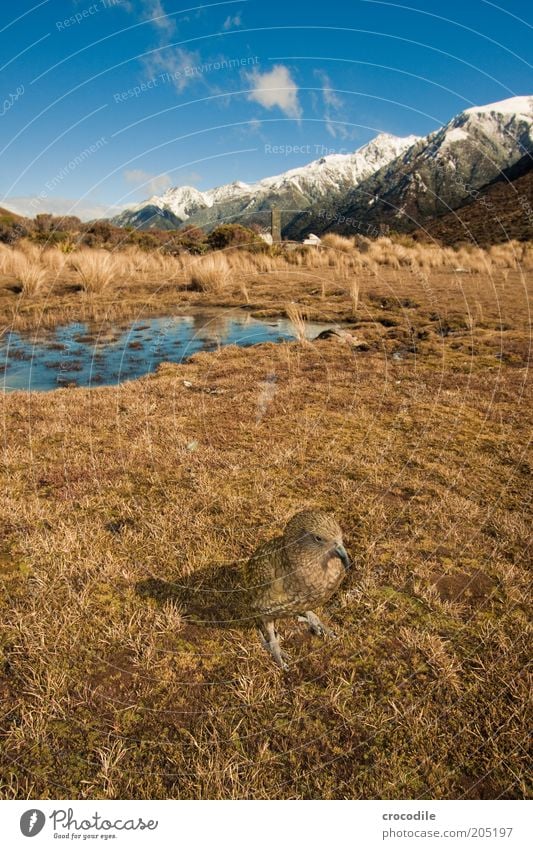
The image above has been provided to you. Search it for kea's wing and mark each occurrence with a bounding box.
[245,535,287,613]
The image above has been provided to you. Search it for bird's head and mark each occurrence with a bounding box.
[283,510,351,572]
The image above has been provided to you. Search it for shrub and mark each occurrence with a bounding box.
[207,224,261,251]
[175,225,208,255]
[0,214,29,245]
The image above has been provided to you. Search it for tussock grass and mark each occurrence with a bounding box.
[70,249,119,293]
[189,253,231,292]
[41,247,67,274]
[1,237,533,334]
[321,233,355,253]
[13,254,46,294]
[0,237,532,296]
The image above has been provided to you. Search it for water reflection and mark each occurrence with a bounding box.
[1,310,329,392]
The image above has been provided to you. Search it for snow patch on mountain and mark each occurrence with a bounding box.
[441,127,469,147]
[463,95,533,118]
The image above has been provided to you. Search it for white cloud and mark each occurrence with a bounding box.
[223,14,242,30]
[123,169,172,195]
[246,65,302,119]
[138,0,202,92]
[3,196,126,221]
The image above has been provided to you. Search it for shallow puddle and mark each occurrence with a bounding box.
[1,310,330,392]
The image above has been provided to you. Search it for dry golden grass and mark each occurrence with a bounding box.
[1,238,532,332]
[0,243,531,800]
[0,240,530,345]
[321,233,355,253]
[13,254,46,295]
[41,247,67,274]
[69,249,121,293]
[188,253,232,292]
[285,301,308,343]
[0,295,531,798]
[0,244,43,291]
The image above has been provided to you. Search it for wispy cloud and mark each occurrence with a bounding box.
[223,13,242,30]
[246,65,301,119]
[140,0,176,36]
[142,46,202,93]
[314,70,352,139]
[137,0,217,94]
[4,196,126,221]
[123,169,173,195]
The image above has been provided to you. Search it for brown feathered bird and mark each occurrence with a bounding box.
[138,510,351,669]
[244,510,351,668]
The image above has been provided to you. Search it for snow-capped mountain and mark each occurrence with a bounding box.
[113,96,533,236]
[287,95,533,238]
[112,133,419,231]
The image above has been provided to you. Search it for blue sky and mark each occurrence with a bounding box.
[1,0,531,218]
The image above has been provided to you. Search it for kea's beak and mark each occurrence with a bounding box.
[334,543,351,571]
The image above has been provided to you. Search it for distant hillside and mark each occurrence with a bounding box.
[414,153,533,245]
[0,206,33,243]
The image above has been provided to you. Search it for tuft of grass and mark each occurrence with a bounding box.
[189,253,231,292]
[321,233,355,253]
[70,250,119,293]
[13,254,46,295]
[285,301,308,343]
[347,275,360,316]
[41,247,67,274]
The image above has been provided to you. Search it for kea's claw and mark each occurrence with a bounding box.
[298,611,337,639]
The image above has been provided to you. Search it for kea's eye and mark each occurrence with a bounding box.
[313,534,325,543]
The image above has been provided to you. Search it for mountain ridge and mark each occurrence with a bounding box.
[112,133,420,231]
[112,96,533,238]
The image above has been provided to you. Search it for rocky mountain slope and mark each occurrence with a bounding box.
[412,152,533,245]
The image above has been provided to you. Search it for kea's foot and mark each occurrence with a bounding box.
[258,620,289,671]
[298,611,337,639]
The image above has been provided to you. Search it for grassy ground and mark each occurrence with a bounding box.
[0,256,531,800]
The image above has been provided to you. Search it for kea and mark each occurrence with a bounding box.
[138,510,351,670]
[244,509,352,668]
